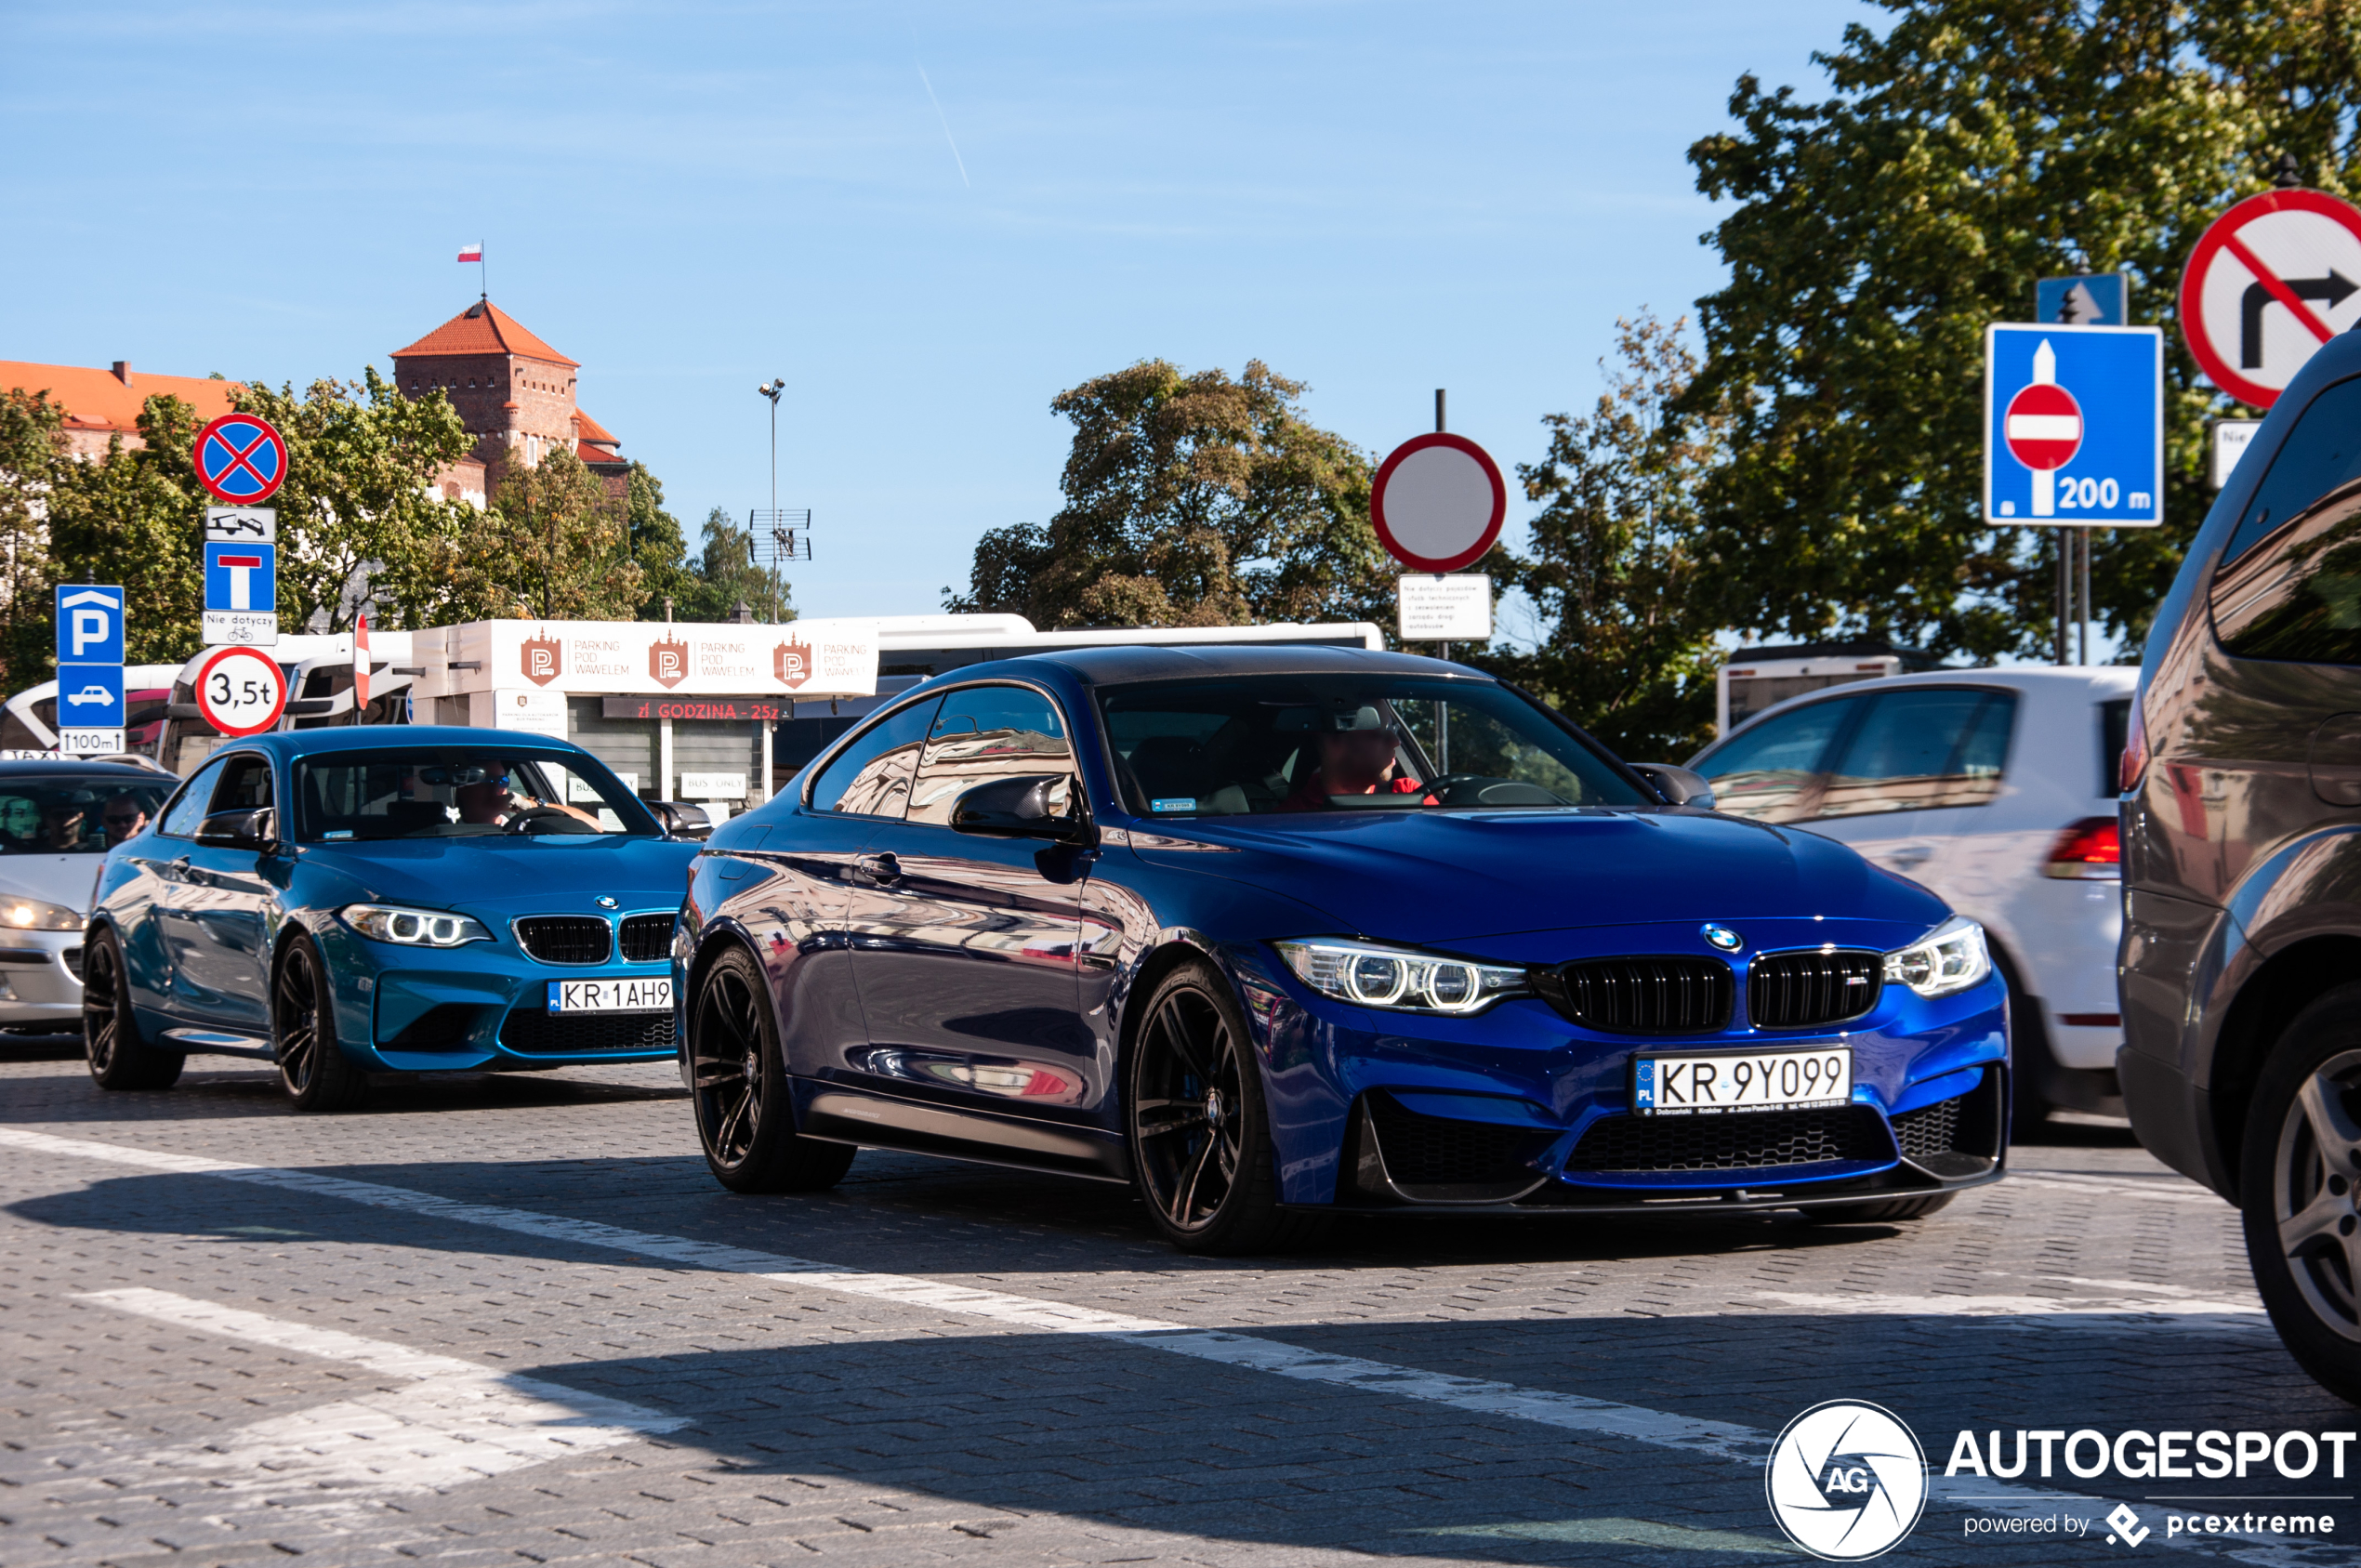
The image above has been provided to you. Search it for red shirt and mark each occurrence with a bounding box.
[1278,771,1434,812]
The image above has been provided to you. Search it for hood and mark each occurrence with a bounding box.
[0,854,106,914]
[293,836,697,920]
[1124,808,1946,945]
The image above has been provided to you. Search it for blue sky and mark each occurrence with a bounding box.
[0,0,1872,625]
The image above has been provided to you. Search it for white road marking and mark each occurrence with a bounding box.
[1753,1289,2266,1322]
[77,1287,684,1504]
[0,1127,2288,1559]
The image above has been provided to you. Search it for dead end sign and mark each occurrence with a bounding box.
[2180,188,2361,408]
[1371,433,1506,573]
[193,413,287,505]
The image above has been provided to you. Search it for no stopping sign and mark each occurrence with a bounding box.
[1371,433,1507,573]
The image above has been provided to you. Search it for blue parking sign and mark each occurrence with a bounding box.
[55,664,125,730]
[1985,323,2165,527]
[54,585,125,665]
[204,540,278,613]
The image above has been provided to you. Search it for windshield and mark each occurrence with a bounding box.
[294,750,657,841]
[1099,676,1647,815]
[0,773,173,853]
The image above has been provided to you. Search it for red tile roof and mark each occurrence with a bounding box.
[573,407,619,444]
[577,441,627,467]
[390,300,579,367]
[0,361,243,434]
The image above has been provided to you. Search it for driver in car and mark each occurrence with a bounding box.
[1278,719,1436,810]
[454,765,599,830]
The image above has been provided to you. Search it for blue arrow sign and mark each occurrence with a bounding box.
[55,664,125,730]
[204,541,278,613]
[54,585,125,665]
[2036,273,2128,325]
[1984,323,2165,527]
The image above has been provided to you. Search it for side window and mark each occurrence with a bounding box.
[156,757,233,838]
[2210,481,2361,666]
[2221,376,2361,565]
[806,696,943,818]
[1816,689,2015,819]
[2100,698,2131,799]
[213,757,274,811]
[1690,699,1854,823]
[905,685,1075,827]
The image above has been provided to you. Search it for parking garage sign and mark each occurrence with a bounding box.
[53,585,126,756]
[1984,323,2164,527]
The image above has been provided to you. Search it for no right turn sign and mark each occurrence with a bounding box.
[2180,189,2361,408]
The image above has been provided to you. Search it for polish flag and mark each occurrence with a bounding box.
[456,244,483,263]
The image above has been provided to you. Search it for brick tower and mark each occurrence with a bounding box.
[390,300,627,506]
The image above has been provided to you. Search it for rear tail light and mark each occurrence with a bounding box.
[2119,692,2150,793]
[2043,817,2120,879]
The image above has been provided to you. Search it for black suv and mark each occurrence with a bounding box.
[2122,326,2361,1402]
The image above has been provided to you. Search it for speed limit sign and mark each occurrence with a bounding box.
[194,645,288,737]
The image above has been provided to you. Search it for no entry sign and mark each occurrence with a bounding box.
[193,644,288,737]
[2003,381,2082,470]
[192,413,288,505]
[2180,189,2361,408]
[1984,324,2164,526]
[1370,433,1506,573]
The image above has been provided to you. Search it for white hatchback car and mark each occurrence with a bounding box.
[1684,667,2136,1132]
[0,761,178,1034]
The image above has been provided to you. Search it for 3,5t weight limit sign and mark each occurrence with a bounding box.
[193,645,287,737]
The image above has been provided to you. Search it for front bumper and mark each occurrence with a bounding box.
[0,930,86,1029]
[1231,921,2011,1209]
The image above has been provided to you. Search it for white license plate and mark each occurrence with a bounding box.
[547,977,673,1014]
[1632,1046,1851,1116]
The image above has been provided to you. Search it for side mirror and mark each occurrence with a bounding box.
[1630,763,1715,810]
[195,807,277,851]
[952,774,1088,842]
[648,801,714,842]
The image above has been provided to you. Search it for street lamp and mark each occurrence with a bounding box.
[757,378,785,525]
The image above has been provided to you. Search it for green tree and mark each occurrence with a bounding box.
[1684,0,2361,660]
[438,446,645,622]
[44,395,208,667]
[675,507,794,623]
[233,368,477,633]
[0,390,65,688]
[625,461,701,619]
[1481,315,1726,758]
[946,360,1393,629]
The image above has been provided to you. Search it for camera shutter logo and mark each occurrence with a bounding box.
[648,632,690,690]
[775,637,813,690]
[1764,1401,1927,1560]
[521,627,562,686]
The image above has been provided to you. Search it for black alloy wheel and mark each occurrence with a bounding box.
[2244,983,2361,1405]
[272,936,371,1113]
[82,929,180,1091]
[1126,960,1313,1255]
[690,946,853,1193]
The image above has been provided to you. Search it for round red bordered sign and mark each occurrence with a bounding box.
[2179,188,2361,409]
[193,645,288,737]
[1371,432,1507,573]
[2002,381,2083,470]
[192,413,288,505]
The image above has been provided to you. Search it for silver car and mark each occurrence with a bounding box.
[0,761,175,1034]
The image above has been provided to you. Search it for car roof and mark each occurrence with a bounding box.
[1707,664,2137,751]
[0,758,176,777]
[992,643,1482,686]
[208,725,596,760]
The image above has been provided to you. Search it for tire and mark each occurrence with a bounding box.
[1801,1193,1955,1224]
[688,945,854,1193]
[82,928,181,1091]
[2001,957,2053,1141]
[2240,982,2361,1405]
[271,935,371,1113]
[1126,958,1319,1255]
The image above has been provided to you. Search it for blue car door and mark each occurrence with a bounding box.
[120,755,232,1021]
[161,752,277,1029]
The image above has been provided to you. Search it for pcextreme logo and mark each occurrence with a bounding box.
[1766,1401,1928,1560]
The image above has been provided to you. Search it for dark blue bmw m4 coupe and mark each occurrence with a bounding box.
[679,647,2009,1252]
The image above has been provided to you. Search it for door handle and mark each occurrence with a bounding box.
[857,852,903,885]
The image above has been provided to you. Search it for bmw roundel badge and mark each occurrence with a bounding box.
[1701,923,1743,952]
[595,895,620,910]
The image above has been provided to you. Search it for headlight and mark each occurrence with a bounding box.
[337,903,491,947]
[0,897,83,931]
[1273,938,1530,1015]
[1882,916,1991,998]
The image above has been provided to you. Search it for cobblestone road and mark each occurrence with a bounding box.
[4,1038,2354,1568]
